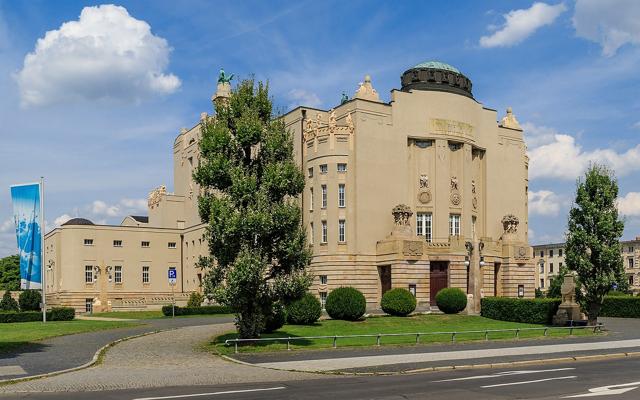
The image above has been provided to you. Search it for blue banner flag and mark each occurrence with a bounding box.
[10,183,42,290]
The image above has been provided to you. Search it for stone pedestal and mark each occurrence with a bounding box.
[552,274,582,326]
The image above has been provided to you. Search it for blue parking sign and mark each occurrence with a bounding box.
[168,268,177,285]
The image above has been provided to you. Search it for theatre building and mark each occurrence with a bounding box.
[44,61,534,312]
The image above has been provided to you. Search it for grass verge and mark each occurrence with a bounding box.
[211,314,601,354]
[88,311,233,320]
[0,320,139,354]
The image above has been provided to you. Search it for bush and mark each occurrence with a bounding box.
[0,291,19,311]
[0,311,42,323]
[600,296,640,318]
[161,305,232,316]
[262,303,286,333]
[187,292,205,307]
[19,289,41,311]
[606,290,630,297]
[325,287,366,321]
[481,297,561,324]
[381,288,416,316]
[287,293,322,325]
[435,288,467,314]
[49,307,75,321]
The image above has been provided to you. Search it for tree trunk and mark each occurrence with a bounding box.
[236,310,264,339]
[587,301,601,326]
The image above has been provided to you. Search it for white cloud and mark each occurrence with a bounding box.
[287,88,322,109]
[480,2,567,48]
[91,198,147,219]
[529,190,563,216]
[15,4,180,107]
[92,200,120,217]
[526,123,640,180]
[0,219,14,233]
[573,0,640,57]
[53,214,72,227]
[618,192,640,217]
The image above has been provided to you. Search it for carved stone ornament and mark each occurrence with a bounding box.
[148,185,167,208]
[328,110,337,132]
[501,214,519,234]
[471,180,476,194]
[392,204,413,226]
[450,176,459,191]
[403,240,423,257]
[517,246,527,258]
[472,196,478,209]
[500,107,522,130]
[418,190,432,204]
[419,174,429,189]
[450,192,461,206]
[346,112,354,133]
[354,74,380,102]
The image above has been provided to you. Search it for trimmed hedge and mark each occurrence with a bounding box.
[287,293,322,325]
[381,288,416,316]
[161,305,231,316]
[600,296,640,318]
[325,287,366,321]
[19,289,41,311]
[435,288,467,314]
[0,307,75,323]
[481,297,560,324]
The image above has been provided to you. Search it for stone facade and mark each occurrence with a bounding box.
[44,61,535,312]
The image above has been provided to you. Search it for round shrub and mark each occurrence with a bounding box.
[287,293,322,325]
[0,291,19,312]
[187,291,205,307]
[381,288,416,316]
[325,287,366,321]
[262,303,286,333]
[435,288,467,314]
[19,289,41,311]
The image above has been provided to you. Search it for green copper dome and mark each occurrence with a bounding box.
[412,61,460,74]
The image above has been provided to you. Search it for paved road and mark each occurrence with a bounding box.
[0,315,234,381]
[3,357,640,399]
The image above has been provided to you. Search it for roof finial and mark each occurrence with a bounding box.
[354,74,380,102]
[500,107,521,130]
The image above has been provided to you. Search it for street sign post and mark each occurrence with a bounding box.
[168,268,177,318]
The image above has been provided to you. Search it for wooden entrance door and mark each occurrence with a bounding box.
[378,266,391,296]
[430,262,448,304]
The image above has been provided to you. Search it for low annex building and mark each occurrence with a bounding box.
[44,61,535,312]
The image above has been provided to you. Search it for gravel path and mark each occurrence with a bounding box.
[2,323,324,393]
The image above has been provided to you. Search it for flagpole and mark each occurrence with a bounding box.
[40,177,46,323]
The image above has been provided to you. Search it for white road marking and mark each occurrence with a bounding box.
[433,367,575,382]
[562,381,640,398]
[0,366,27,377]
[481,375,577,388]
[132,386,287,400]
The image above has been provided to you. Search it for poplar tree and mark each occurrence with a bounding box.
[194,78,312,338]
[565,164,626,325]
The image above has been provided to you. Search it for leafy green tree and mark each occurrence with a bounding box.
[194,78,312,338]
[0,290,19,311]
[566,164,626,325]
[0,255,20,291]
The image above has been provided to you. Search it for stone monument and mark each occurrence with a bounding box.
[552,274,582,325]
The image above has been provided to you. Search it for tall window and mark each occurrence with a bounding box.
[320,164,328,174]
[142,266,150,283]
[629,257,635,269]
[549,263,554,273]
[308,167,313,178]
[309,187,314,211]
[540,279,545,288]
[540,262,544,273]
[321,185,327,208]
[309,222,314,244]
[338,184,345,208]
[416,213,432,242]
[550,249,554,257]
[85,298,93,313]
[319,292,327,309]
[320,275,328,285]
[449,214,461,236]
[338,219,346,242]
[114,266,122,284]
[337,163,347,172]
[321,221,328,243]
[559,248,563,257]
[85,265,93,283]
[540,250,544,257]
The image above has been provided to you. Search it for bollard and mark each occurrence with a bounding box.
[485,330,489,341]
[416,334,420,344]
[234,341,238,354]
[287,337,291,351]
[515,329,519,340]
[333,336,337,348]
[451,332,456,343]
[376,334,381,346]
[544,328,548,337]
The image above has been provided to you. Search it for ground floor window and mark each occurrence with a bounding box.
[142,266,150,283]
[85,265,93,283]
[114,266,122,284]
[85,298,93,313]
[408,284,416,297]
[319,292,327,309]
[540,278,545,288]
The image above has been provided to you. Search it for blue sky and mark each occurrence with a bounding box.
[0,0,639,256]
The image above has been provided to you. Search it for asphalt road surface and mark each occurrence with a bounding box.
[4,357,640,400]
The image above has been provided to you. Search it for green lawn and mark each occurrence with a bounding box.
[212,314,601,354]
[0,320,139,354]
[89,311,233,320]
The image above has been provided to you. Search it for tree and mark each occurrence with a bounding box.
[0,255,20,291]
[547,266,584,305]
[566,164,626,325]
[0,290,19,311]
[194,78,312,338]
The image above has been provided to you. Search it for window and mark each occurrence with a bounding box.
[141,241,150,248]
[319,292,327,309]
[629,275,635,286]
[540,279,545,289]
[309,222,314,244]
[142,266,150,283]
[550,249,554,257]
[321,185,327,208]
[449,214,461,236]
[540,263,544,273]
[540,250,544,257]
[630,246,635,253]
[114,266,122,284]
[337,163,347,172]
[85,266,94,283]
[416,213,433,242]
[408,284,416,297]
[168,242,177,249]
[320,164,328,174]
[321,221,328,243]
[320,275,328,285]
[113,240,123,247]
[559,249,563,257]
[310,188,314,211]
[338,184,345,208]
[85,298,93,313]
[84,239,94,246]
[308,167,313,178]
[338,219,346,242]
[449,142,463,151]
[549,263,554,273]
[629,257,635,269]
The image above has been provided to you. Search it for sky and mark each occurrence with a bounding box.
[0,0,639,256]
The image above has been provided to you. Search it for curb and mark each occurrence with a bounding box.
[0,328,173,386]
